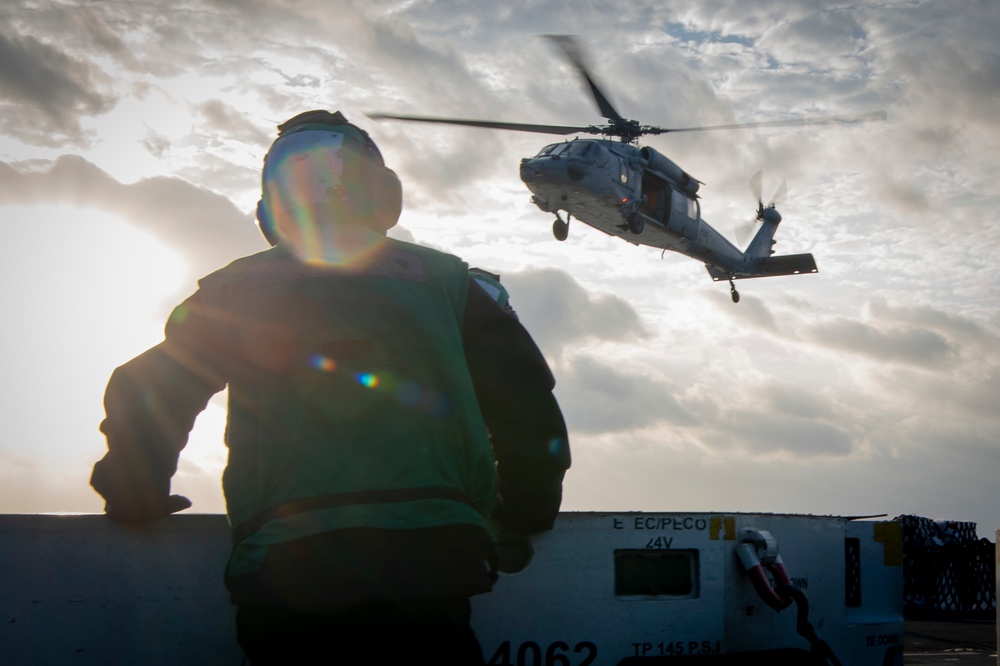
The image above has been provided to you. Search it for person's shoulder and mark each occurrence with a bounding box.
[385,238,468,273]
[386,237,460,261]
[197,245,291,288]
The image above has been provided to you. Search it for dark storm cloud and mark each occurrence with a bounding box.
[0,156,264,276]
[557,356,696,434]
[0,25,115,145]
[502,267,651,359]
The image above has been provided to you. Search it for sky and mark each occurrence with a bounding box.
[1,0,998,537]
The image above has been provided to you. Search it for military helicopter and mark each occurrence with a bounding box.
[370,36,886,303]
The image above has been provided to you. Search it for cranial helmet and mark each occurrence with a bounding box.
[256,110,403,246]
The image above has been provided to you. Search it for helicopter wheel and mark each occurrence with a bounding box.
[729,277,740,303]
[627,212,644,235]
[553,218,569,241]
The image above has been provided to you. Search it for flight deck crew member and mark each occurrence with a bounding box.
[90,110,570,665]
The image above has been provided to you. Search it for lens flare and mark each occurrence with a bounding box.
[309,354,336,372]
[357,372,379,388]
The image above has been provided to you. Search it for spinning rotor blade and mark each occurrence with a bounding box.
[544,35,625,124]
[748,169,786,207]
[735,215,760,248]
[769,179,787,208]
[366,112,598,136]
[749,169,763,204]
[736,169,787,248]
[664,110,887,134]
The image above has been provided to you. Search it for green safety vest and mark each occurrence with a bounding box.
[176,237,497,576]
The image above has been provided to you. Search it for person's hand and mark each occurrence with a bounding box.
[105,494,192,524]
[488,518,533,573]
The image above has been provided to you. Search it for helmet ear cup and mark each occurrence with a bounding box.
[364,164,402,233]
[256,198,282,247]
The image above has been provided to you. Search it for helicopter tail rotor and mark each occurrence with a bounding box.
[735,169,786,247]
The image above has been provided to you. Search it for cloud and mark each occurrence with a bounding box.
[761,380,835,420]
[502,267,651,359]
[719,413,854,457]
[800,296,999,371]
[0,155,265,277]
[807,316,955,367]
[141,128,172,159]
[0,25,115,145]
[719,292,780,332]
[557,355,696,434]
[673,377,856,459]
[195,99,271,148]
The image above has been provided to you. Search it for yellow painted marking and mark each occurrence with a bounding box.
[873,522,903,567]
[709,516,735,541]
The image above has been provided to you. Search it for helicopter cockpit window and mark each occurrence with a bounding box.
[543,143,572,157]
[566,142,593,157]
[536,144,559,157]
[620,159,628,184]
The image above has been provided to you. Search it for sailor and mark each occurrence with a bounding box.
[91,110,570,664]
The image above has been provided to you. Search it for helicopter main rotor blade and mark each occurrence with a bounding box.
[366,112,599,136]
[663,110,888,134]
[544,35,625,124]
[748,169,763,204]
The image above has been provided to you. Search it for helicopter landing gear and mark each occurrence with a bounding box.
[728,277,740,304]
[626,211,644,235]
[553,213,570,241]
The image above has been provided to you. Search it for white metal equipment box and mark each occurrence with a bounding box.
[471,512,903,666]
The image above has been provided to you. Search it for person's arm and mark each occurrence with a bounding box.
[462,279,570,533]
[91,288,228,523]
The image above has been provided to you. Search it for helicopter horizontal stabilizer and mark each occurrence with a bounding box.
[706,253,818,282]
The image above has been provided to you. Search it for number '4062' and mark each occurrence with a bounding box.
[487,640,597,666]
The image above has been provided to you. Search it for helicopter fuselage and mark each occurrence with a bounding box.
[520,138,751,275]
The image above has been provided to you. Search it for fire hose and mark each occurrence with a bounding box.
[736,528,844,666]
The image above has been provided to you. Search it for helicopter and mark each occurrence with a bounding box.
[370,36,886,303]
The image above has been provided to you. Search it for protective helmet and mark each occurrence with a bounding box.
[256,110,403,246]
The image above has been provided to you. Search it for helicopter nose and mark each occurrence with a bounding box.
[520,159,538,183]
[520,157,573,187]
